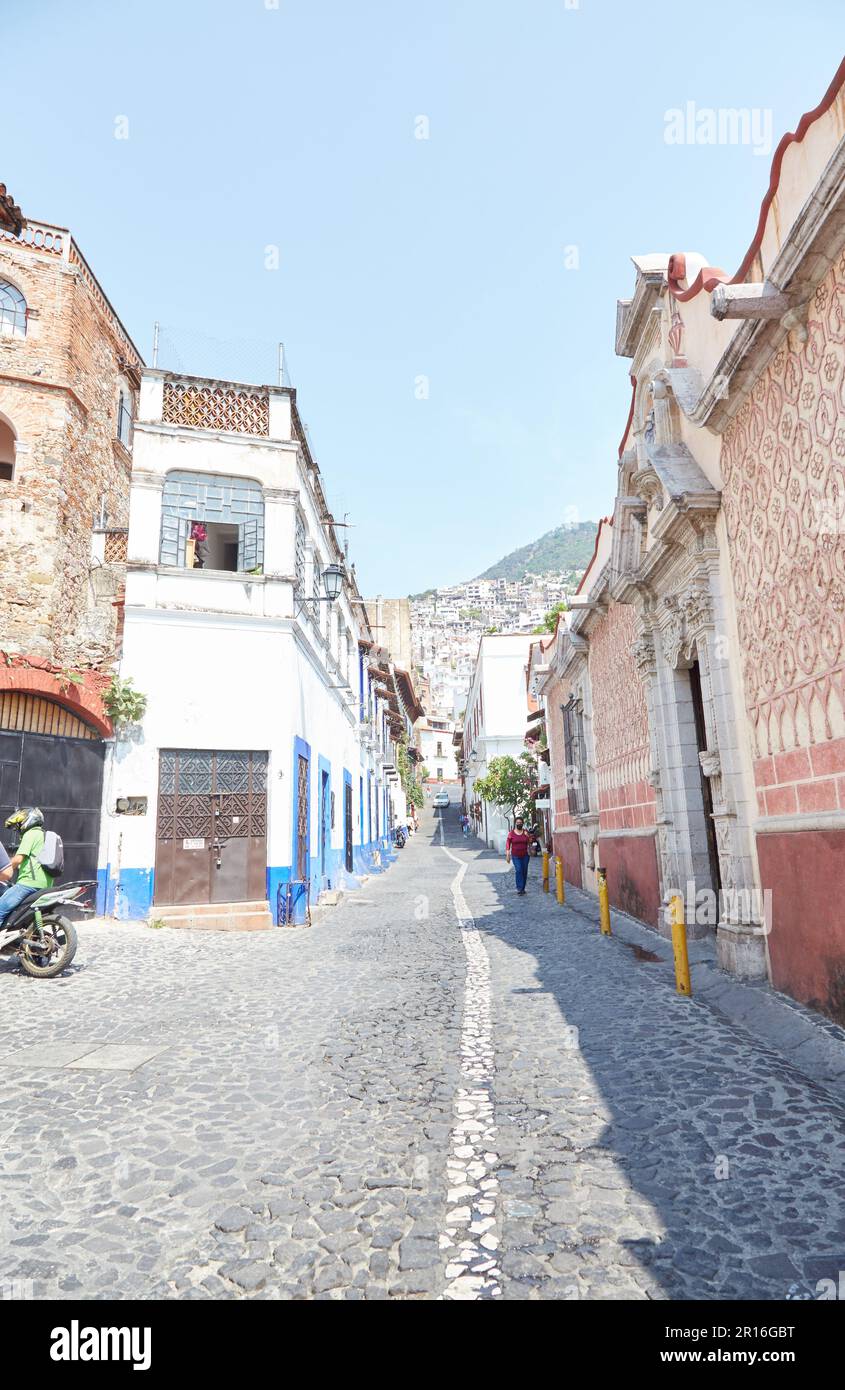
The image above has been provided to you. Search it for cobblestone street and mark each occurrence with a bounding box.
[2,804,844,1302]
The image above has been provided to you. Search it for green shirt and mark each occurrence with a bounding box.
[16,827,51,889]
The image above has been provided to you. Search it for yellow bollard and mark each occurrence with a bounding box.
[669,893,692,996]
[555,855,565,904]
[596,866,612,935]
[542,851,550,893]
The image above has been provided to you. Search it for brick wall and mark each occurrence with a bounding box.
[0,233,139,674]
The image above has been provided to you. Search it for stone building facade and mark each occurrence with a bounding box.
[0,216,142,679]
[0,208,143,880]
[541,61,845,1020]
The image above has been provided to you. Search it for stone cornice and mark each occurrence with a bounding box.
[135,420,299,452]
[615,267,666,359]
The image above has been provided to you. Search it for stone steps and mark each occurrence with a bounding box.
[150,900,274,932]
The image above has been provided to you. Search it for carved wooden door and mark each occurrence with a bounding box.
[154,749,267,906]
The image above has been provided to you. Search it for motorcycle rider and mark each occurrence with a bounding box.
[0,809,52,924]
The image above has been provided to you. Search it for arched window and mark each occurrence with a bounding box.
[159,471,264,571]
[0,417,15,481]
[0,280,27,338]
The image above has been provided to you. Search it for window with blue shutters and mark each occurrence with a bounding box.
[159,471,264,572]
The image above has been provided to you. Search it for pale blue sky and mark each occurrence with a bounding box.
[4,0,842,592]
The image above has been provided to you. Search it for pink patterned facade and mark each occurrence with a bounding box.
[590,603,656,833]
[536,64,845,1017]
[722,252,845,1017]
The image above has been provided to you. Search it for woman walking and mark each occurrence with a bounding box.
[505,817,532,896]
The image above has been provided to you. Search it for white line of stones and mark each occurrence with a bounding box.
[440,838,502,1300]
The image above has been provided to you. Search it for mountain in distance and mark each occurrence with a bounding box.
[409,520,599,599]
[476,519,598,582]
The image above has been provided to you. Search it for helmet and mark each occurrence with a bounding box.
[4,808,44,834]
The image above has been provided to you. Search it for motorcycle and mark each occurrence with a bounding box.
[0,881,93,978]
[393,826,407,849]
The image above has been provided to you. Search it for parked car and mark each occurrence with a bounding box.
[433,791,450,808]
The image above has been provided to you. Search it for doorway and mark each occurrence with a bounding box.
[295,752,309,882]
[154,749,268,906]
[319,768,330,883]
[689,660,722,896]
[0,694,105,884]
[344,780,353,873]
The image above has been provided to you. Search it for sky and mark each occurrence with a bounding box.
[3,0,843,593]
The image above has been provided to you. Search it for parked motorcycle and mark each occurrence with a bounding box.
[0,881,93,978]
[393,826,407,849]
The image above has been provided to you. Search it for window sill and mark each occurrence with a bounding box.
[152,563,267,583]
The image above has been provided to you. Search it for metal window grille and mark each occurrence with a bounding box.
[312,558,321,625]
[159,471,264,569]
[562,698,589,817]
[295,514,306,594]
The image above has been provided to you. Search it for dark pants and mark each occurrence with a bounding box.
[512,855,529,893]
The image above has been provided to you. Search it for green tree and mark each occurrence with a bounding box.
[473,753,536,827]
[397,737,424,808]
[532,601,567,635]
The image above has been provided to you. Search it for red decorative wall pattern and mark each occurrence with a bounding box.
[722,254,845,769]
[589,603,651,798]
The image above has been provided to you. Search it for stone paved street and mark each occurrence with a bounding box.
[2,803,844,1301]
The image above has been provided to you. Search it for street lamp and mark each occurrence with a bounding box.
[293,560,346,619]
[321,562,344,603]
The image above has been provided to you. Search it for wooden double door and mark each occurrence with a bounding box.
[154,748,268,906]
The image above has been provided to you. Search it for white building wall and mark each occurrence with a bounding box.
[99,370,393,922]
[462,634,534,852]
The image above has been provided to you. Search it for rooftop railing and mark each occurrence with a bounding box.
[0,219,68,257]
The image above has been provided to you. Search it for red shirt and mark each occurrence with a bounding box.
[506,829,531,856]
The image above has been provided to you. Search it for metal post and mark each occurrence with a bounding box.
[597,866,612,935]
[152,321,159,368]
[555,855,565,905]
[542,850,550,893]
[278,342,285,386]
[669,893,692,995]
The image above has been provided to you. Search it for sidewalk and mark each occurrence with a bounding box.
[496,846,845,1105]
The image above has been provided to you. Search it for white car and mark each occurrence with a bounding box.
[433,791,450,808]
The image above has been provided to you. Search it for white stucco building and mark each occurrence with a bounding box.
[98,368,398,926]
[418,711,460,784]
[462,632,535,851]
